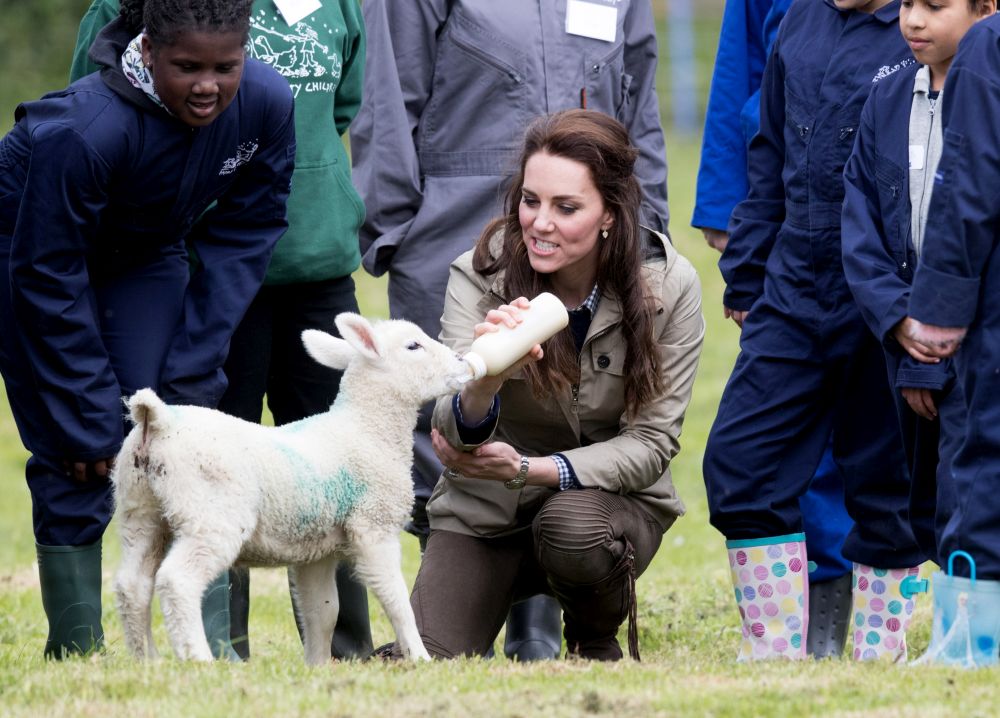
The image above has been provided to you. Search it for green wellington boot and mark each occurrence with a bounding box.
[202,570,241,661]
[36,541,105,659]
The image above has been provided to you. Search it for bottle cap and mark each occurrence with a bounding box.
[463,351,488,380]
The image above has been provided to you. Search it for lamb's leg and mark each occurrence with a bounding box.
[115,507,168,659]
[155,535,239,661]
[352,536,430,661]
[288,556,339,666]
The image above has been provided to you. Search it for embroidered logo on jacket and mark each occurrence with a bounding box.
[872,58,916,84]
[219,140,259,175]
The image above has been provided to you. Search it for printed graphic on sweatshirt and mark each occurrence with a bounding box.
[220,140,260,175]
[247,7,343,97]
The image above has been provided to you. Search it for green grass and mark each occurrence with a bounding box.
[1,132,993,717]
[2,4,996,715]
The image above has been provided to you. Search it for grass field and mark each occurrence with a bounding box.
[0,130,992,718]
[1,5,996,717]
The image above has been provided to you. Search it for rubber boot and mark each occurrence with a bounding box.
[330,563,374,660]
[503,594,562,662]
[202,569,241,661]
[727,533,809,661]
[552,542,638,662]
[36,541,105,659]
[917,551,1000,668]
[229,566,251,660]
[850,563,926,662]
[806,573,851,658]
[289,563,374,660]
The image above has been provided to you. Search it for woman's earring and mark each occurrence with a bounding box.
[601,229,609,239]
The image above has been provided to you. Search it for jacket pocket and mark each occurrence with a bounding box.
[421,10,527,149]
[584,41,627,121]
[874,156,909,275]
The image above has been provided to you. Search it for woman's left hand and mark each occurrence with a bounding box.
[431,429,520,483]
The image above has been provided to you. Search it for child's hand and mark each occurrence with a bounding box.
[724,305,748,328]
[898,317,966,360]
[701,228,729,253]
[900,387,937,421]
[893,317,943,363]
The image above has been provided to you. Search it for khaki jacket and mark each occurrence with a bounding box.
[428,231,704,536]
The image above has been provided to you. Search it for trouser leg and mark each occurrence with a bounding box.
[407,529,544,658]
[534,490,664,661]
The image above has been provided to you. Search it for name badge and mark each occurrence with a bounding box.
[909,145,925,171]
[566,0,618,43]
[273,0,321,26]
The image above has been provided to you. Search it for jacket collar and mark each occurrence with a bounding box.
[89,15,166,115]
[823,0,901,24]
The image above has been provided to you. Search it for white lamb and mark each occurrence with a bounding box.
[111,314,473,663]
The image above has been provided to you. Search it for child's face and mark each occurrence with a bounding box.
[900,1,994,74]
[833,0,894,12]
[142,30,246,128]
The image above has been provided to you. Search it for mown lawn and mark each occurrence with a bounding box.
[0,131,993,718]
[1,5,996,715]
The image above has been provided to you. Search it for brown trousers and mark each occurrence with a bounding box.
[410,489,666,660]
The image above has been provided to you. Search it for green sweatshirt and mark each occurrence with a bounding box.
[71,0,366,285]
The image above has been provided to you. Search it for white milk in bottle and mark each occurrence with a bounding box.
[463,292,570,379]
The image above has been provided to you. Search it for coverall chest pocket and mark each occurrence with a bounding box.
[422,10,528,148]
[784,84,813,148]
[874,157,908,274]
[585,41,631,122]
[818,105,859,199]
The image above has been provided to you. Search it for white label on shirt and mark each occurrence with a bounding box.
[273,0,321,26]
[566,0,618,43]
[909,145,925,171]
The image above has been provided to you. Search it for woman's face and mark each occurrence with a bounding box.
[142,29,245,127]
[518,151,612,287]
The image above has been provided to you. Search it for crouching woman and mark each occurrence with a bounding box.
[414,109,704,660]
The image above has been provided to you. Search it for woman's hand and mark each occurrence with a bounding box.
[64,457,115,483]
[432,429,520,483]
[893,317,943,363]
[459,297,544,421]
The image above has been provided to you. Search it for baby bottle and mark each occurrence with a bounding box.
[463,292,570,380]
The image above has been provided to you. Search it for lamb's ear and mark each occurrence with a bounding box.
[302,329,355,370]
[334,313,384,362]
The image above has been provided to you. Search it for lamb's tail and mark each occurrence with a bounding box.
[127,388,172,445]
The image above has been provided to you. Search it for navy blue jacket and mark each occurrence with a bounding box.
[910,16,1000,329]
[0,18,295,460]
[841,63,952,392]
[692,0,791,232]
[720,0,913,312]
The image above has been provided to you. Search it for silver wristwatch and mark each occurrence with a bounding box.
[504,455,530,490]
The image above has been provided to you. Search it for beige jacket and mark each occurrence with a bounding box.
[428,230,704,536]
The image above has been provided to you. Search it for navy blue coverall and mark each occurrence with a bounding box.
[694,0,853,583]
[909,16,1000,579]
[703,0,925,569]
[0,27,296,547]
[841,62,960,566]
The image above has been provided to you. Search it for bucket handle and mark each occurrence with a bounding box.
[947,550,977,586]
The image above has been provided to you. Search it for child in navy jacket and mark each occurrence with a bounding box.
[703,0,927,662]
[0,0,294,658]
[842,0,995,579]
[907,12,1000,663]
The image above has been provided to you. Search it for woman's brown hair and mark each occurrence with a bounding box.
[472,109,663,418]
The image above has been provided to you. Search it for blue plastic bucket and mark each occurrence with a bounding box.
[928,551,1000,667]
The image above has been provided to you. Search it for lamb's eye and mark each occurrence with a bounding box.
[406,341,424,351]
